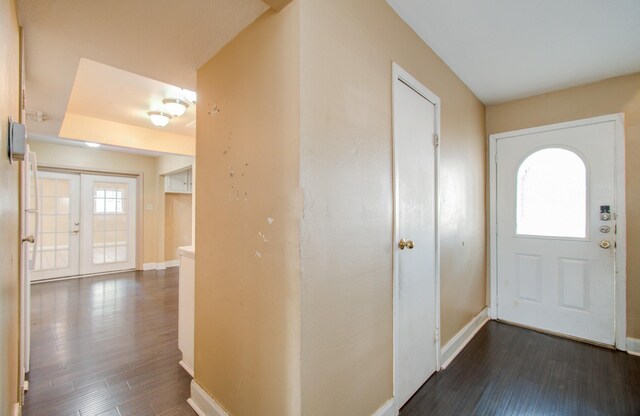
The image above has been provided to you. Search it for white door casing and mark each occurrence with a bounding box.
[392,63,441,409]
[20,147,37,379]
[489,114,626,348]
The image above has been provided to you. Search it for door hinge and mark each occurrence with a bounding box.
[434,327,440,343]
[433,133,439,147]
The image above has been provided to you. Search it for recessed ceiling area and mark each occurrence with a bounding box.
[386,0,640,104]
[66,59,196,137]
[18,0,268,144]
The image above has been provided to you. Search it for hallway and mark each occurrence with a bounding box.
[24,269,195,416]
[401,321,640,416]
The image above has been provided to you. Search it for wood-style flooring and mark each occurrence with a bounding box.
[24,268,196,416]
[25,270,640,415]
[401,321,640,416]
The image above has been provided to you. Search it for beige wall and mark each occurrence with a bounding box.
[157,154,194,176]
[60,113,195,156]
[0,0,21,412]
[299,0,486,414]
[195,4,301,416]
[486,73,640,339]
[28,142,161,265]
[194,0,486,414]
[164,193,192,260]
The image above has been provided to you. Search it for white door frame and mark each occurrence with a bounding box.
[392,62,442,408]
[488,113,627,350]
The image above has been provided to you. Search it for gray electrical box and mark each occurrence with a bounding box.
[7,117,26,163]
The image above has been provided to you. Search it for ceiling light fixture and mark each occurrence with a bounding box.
[148,111,172,127]
[182,89,197,104]
[163,98,189,117]
[85,142,101,148]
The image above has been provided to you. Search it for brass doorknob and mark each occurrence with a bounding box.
[399,239,415,250]
[599,240,611,249]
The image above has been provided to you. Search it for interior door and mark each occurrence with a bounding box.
[31,171,81,281]
[81,174,137,274]
[393,73,438,408]
[496,121,616,345]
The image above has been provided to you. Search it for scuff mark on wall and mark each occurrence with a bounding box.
[208,101,221,116]
[267,217,274,225]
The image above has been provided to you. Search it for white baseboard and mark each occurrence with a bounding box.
[13,403,20,416]
[373,398,396,416]
[189,380,230,416]
[142,261,179,271]
[165,259,180,268]
[440,307,489,369]
[627,337,640,356]
[179,359,194,377]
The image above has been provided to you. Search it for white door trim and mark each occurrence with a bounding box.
[488,113,627,350]
[392,62,442,409]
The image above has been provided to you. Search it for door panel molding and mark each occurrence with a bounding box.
[392,62,441,410]
[489,113,626,350]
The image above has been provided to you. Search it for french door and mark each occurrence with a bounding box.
[31,171,137,281]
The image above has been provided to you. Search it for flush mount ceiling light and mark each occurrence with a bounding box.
[85,142,101,148]
[182,89,197,104]
[163,98,189,117]
[148,111,172,127]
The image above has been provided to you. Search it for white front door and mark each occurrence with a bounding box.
[496,120,618,345]
[393,66,439,408]
[32,171,137,280]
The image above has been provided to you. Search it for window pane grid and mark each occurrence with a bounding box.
[35,177,72,271]
[92,182,128,265]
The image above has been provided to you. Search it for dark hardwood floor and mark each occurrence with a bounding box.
[25,271,640,416]
[401,321,640,416]
[24,269,196,416]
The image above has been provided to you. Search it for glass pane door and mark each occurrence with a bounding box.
[81,174,137,274]
[31,171,81,281]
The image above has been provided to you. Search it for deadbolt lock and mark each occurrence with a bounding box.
[599,225,611,233]
[599,240,612,249]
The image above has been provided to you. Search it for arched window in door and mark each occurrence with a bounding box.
[516,148,587,238]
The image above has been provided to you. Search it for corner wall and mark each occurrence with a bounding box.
[299,0,487,414]
[0,0,21,412]
[486,73,640,339]
[195,4,301,416]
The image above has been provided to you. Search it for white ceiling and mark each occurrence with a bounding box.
[386,0,640,104]
[19,0,268,140]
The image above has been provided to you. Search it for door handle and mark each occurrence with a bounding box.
[22,235,35,244]
[398,239,415,250]
[599,240,611,249]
